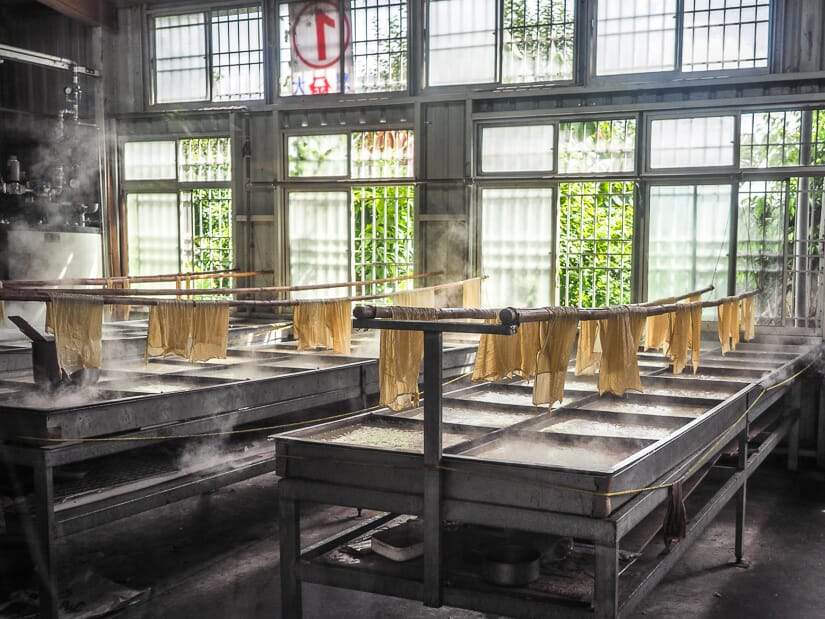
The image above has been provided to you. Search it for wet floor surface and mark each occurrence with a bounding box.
[3,459,825,618]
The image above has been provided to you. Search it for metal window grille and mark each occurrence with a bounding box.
[351,0,408,93]
[211,7,265,101]
[596,0,677,75]
[738,178,824,329]
[502,0,576,83]
[480,187,554,308]
[153,7,263,104]
[558,181,634,308]
[740,110,802,168]
[558,119,636,174]
[649,116,735,168]
[124,138,233,289]
[811,110,825,165]
[183,188,233,290]
[682,0,769,72]
[352,184,415,296]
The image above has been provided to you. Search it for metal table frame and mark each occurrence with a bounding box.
[278,319,817,618]
[0,339,477,619]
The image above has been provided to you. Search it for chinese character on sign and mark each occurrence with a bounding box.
[310,76,330,94]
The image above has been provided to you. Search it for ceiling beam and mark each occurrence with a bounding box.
[35,0,117,31]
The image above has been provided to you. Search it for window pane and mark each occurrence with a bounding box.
[353,185,415,296]
[596,0,676,75]
[480,125,554,173]
[481,187,553,307]
[287,134,349,177]
[558,181,634,308]
[649,116,735,168]
[502,0,576,83]
[288,191,350,298]
[352,0,408,92]
[682,0,770,72]
[126,193,180,276]
[178,138,232,182]
[124,141,176,180]
[279,1,408,96]
[740,110,802,168]
[811,110,825,165]
[427,0,496,86]
[154,13,208,103]
[648,185,730,318]
[736,178,821,328]
[351,130,414,179]
[211,7,264,101]
[279,2,346,96]
[183,188,233,289]
[558,119,636,174]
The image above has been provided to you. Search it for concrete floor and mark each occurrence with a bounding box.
[7,458,825,618]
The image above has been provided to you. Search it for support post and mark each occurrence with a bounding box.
[818,383,825,468]
[593,536,619,619]
[788,417,800,472]
[735,426,748,563]
[422,330,443,608]
[279,496,302,619]
[33,460,57,619]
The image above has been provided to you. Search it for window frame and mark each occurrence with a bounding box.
[590,0,774,84]
[423,0,579,93]
[276,0,413,101]
[147,2,266,109]
[120,135,235,283]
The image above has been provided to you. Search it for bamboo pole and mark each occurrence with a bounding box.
[6,270,444,297]
[499,290,759,325]
[353,288,757,325]
[1,268,272,288]
[0,275,474,309]
[352,280,713,324]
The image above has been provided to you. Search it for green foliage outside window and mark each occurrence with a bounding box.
[558,180,634,308]
[353,184,415,296]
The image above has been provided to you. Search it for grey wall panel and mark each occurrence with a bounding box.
[780,0,825,72]
[419,185,465,216]
[249,112,277,183]
[419,219,468,298]
[424,102,466,180]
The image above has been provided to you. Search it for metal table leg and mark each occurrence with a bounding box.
[422,330,443,608]
[735,427,748,563]
[33,459,57,619]
[280,496,302,619]
[594,534,618,619]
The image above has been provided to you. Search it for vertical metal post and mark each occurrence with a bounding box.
[593,534,618,619]
[33,460,57,619]
[735,424,748,563]
[795,110,813,326]
[279,496,302,619]
[422,330,443,608]
[817,383,825,468]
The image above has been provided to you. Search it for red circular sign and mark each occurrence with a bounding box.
[292,1,351,70]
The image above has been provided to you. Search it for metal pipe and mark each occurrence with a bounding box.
[0,43,99,77]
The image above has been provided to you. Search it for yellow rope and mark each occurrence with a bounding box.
[20,360,812,503]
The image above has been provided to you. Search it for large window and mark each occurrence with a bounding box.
[480,187,554,307]
[649,116,736,169]
[596,0,770,76]
[286,129,415,297]
[123,138,233,288]
[427,0,576,87]
[648,184,731,316]
[558,181,634,308]
[279,0,408,96]
[152,7,264,104]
